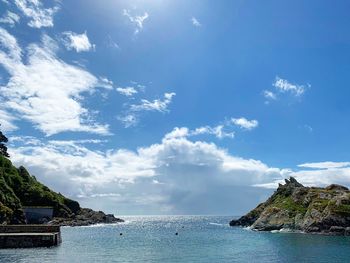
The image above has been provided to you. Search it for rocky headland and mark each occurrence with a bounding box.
[230,177,350,235]
[0,155,124,226]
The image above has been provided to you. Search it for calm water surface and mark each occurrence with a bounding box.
[1,216,350,262]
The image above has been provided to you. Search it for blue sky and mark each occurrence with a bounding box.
[1,0,350,215]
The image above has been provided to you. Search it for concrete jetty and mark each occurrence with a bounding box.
[0,225,61,248]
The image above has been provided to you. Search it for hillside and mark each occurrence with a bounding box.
[0,155,123,226]
[230,177,350,235]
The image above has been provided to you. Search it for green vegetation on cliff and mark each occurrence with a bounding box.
[0,129,123,226]
[0,155,80,224]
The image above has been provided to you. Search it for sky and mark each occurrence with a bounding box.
[1,0,350,215]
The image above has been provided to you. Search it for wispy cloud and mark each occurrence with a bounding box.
[273,76,308,96]
[0,27,22,61]
[154,116,258,140]
[62,31,95,53]
[118,92,175,128]
[191,17,201,27]
[123,9,149,34]
[192,125,234,139]
[0,28,110,136]
[105,35,120,50]
[0,109,18,132]
[117,114,138,128]
[263,90,277,100]
[165,125,234,140]
[298,161,350,169]
[231,117,259,130]
[14,0,59,28]
[116,86,138,97]
[130,92,176,113]
[0,11,20,27]
[264,76,310,103]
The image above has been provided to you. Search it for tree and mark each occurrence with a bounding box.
[0,125,9,158]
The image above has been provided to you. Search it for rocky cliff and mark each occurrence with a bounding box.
[230,177,350,235]
[0,155,123,226]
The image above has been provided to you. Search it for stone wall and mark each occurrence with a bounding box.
[0,225,61,248]
[0,225,60,233]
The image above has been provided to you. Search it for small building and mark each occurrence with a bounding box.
[23,207,54,224]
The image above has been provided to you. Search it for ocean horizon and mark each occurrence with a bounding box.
[1,215,350,263]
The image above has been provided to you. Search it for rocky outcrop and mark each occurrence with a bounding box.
[49,208,124,226]
[230,177,350,235]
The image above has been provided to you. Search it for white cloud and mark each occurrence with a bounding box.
[14,0,59,28]
[0,109,18,132]
[117,114,138,128]
[62,31,95,53]
[273,76,308,96]
[9,131,282,214]
[130,92,176,113]
[164,126,234,140]
[123,9,149,34]
[191,17,201,27]
[264,76,310,103]
[0,11,20,27]
[116,86,138,97]
[231,117,259,130]
[118,92,174,128]
[0,27,22,61]
[298,161,350,169]
[164,127,190,139]
[10,129,350,214]
[0,29,110,136]
[263,90,277,100]
[287,167,350,188]
[192,125,234,139]
[256,164,350,190]
[99,77,113,89]
[9,135,41,146]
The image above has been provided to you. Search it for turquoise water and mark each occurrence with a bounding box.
[1,216,350,262]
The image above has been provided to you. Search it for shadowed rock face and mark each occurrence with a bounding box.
[230,177,350,235]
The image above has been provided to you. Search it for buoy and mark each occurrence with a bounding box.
[175,232,178,235]
[120,233,123,236]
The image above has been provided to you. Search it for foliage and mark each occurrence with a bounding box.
[270,195,307,216]
[0,155,81,223]
[0,126,9,158]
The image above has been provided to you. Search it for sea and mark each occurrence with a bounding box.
[0,215,350,263]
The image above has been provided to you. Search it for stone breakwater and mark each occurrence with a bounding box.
[230,177,350,235]
[0,225,61,248]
